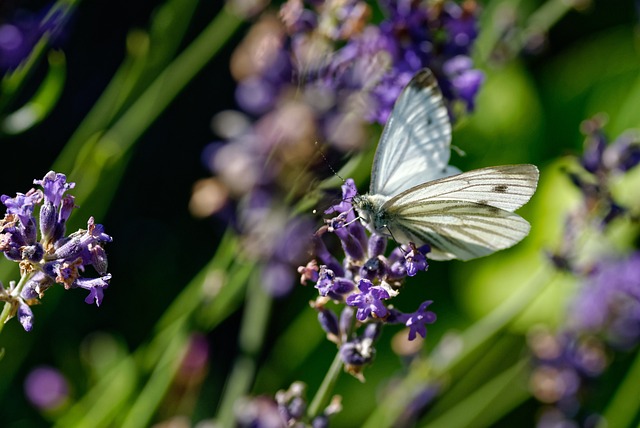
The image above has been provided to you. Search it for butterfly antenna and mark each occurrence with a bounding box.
[315,141,346,184]
[384,225,407,254]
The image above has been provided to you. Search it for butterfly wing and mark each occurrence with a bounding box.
[382,165,539,261]
[370,69,455,198]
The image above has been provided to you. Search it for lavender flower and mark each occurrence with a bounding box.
[235,382,342,427]
[550,117,640,271]
[301,179,436,376]
[571,117,640,226]
[339,322,382,380]
[532,120,640,427]
[569,252,640,348]
[346,278,390,321]
[0,171,112,331]
[403,300,437,341]
[528,329,607,426]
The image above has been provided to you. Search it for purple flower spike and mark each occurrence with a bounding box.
[405,301,437,341]
[0,171,113,330]
[346,279,390,321]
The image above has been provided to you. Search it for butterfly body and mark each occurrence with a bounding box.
[352,69,539,261]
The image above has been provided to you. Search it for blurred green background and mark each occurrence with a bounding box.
[1,0,639,427]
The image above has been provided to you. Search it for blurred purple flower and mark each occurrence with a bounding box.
[237,382,341,427]
[529,329,608,426]
[24,365,69,411]
[533,119,640,427]
[569,252,640,347]
[0,2,73,73]
[550,118,640,270]
[580,116,640,175]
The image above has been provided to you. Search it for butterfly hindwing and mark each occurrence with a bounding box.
[381,165,539,260]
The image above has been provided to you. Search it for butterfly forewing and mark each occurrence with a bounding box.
[370,69,453,197]
[384,165,539,213]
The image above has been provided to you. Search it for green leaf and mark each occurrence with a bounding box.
[454,160,580,332]
[1,50,66,135]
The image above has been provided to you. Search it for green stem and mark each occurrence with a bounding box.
[597,348,640,428]
[53,5,244,206]
[120,321,190,428]
[308,351,344,419]
[0,0,80,110]
[430,265,554,375]
[477,0,575,64]
[362,265,555,427]
[216,272,273,427]
[0,303,12,335]
[422,358,530,428]
[0,271,35,335]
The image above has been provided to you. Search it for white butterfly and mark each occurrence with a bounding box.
[352,69,539,261]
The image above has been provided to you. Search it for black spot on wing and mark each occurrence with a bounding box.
[493,184,509,193]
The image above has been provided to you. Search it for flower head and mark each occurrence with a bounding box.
[346,278,390,321]
[0,171,113,331]
[569,253,640,347]
[405,243,429,277]
[302,174,439,377]
[404,300,437,341]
